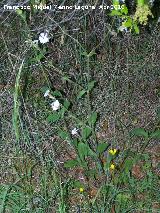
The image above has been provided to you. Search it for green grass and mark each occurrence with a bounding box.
[0,1,160,212]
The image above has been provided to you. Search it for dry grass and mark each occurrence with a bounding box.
[0,1,160,212]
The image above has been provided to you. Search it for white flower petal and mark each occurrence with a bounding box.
[71,128,78,135]
[44,89,50,97]
[39,32,50,44]
[32,39,39,45]
[118,26,127,32]
[51,100,60,111]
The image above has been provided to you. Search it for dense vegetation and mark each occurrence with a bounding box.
[0,0,160,212]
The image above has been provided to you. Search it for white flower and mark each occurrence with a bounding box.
[71,128,79,136]
[44,89,50,97]
[39,32,49,44]
[32,39,39,45]
[51,100,60,111]
[149,0,154,5]
[118,26,128,32]
[44,89,56,99]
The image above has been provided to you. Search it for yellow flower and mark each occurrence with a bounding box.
[79,187,84,193]
[110,164,115,170]
[109,149,117,155]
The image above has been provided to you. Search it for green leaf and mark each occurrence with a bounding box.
[116,193,131,203]
[32,52,44,63]
[36,53,44,61]
[59,107,66,119]
[124,158,134,172]
[63,100,70,109]
[59,101,70,118]
[73,180,84,188]
[87,80,96,91]
[150,130,160,139]
[88,112,98,126]
[78,143,89,160]
[41,86,49,93]
[16,9,26,19]
[82,127,92,140]
[133,23,140,34]
[143,161,151,170]
[130,128,148,138]
[47,113,60,123]
[97,143,108,154]
[110,10,122,16]
[123,18,132,28]
[137,0,145,6]
[121,5,128,15]
[77,89,86,99]
[58,130,69,140]
[113,0,119,3]
[85,169,97,178]
[52,90,62,97]
[72,138,78,148]
[16,9,23,15]
[64,159,79,168]
[88,148,97,159]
